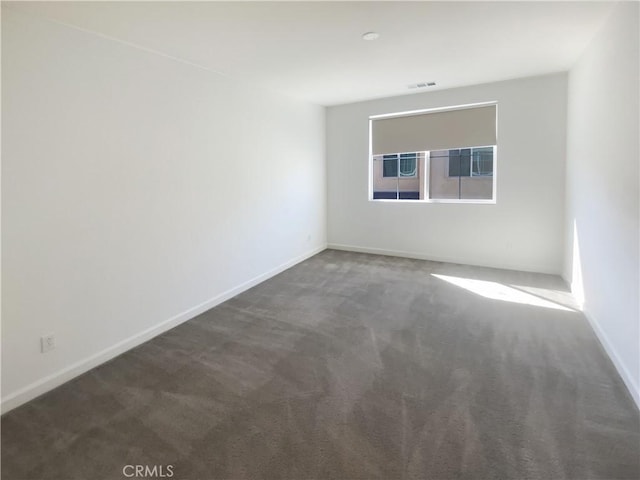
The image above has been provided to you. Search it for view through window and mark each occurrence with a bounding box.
[372,147,495,200]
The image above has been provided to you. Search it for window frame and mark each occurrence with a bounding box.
[368,102,498,204]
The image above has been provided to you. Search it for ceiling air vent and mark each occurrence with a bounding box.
[408,82,436,89]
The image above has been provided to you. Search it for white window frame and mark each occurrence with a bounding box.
[368,102,498,204]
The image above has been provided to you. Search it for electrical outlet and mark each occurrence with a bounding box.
[41,334,56,353]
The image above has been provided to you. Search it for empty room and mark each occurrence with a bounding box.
[2,1,639,479]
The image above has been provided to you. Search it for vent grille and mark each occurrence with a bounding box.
[408,82,436,89]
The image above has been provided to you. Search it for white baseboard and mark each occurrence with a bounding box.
[1,245,326,414]
[327,243,559,275]
[582,308,640,410]
[332,245,638,409]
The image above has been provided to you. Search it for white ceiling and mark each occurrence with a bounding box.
[7,1,614,106]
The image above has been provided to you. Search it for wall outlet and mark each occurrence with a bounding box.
[41,334,56,353]
[306,234,311,242]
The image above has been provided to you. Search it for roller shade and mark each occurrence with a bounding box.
[371,105,496,155]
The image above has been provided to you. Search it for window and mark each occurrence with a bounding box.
[447,147,494,177]
[446,149,471,177]
[370,104,497,202]
[383,153,417,178]
[373,152,422,200]
[429,146,495,200]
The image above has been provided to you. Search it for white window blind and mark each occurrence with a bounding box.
[371,104,497,155]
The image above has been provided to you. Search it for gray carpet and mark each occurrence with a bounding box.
[2,250,639,480]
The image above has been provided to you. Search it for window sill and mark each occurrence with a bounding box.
[369,198,496,205]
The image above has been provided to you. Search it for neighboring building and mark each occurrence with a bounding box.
[373,147,493,200]
[372,152,425,199]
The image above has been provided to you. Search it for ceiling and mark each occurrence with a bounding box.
[7,1,614,106]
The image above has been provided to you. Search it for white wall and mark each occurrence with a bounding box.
[564,2,639,406]
[327,74,567,274]
[1,8,326,412]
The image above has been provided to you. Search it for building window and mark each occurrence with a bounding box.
[383,153,417,178]
[370,103,497,202]
[429,146,495,200]
[446,147,494,177]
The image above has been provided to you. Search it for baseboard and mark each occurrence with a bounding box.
[582,308,640,410]
[1,245,326,414]
[332,243,638,408]
[327,243,559,275]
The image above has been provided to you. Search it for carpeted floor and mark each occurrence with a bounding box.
[2,250,639,480]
